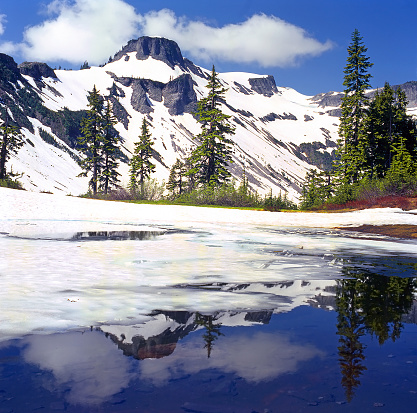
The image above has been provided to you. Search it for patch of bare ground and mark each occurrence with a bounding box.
[317,195,417,212]
[337,225,417,239]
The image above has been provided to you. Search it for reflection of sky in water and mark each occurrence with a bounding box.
[22,331,132,405]
[0,304,415,411]
[139,331,324,385]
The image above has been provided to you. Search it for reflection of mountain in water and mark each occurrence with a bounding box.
[101,309,274,360]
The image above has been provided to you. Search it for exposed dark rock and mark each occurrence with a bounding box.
[0,53,24,89]
[183,58,207,79]
[248,75,278,97]
[108,96,130,130]
[18,62,57,80]
[326,108,342,117]
[223,102,253,117]
[233,81,253,95]
[304,114,314,122]
[111,36,185,69]
[162,74,197,115]
[260,112,297,122]
[310,91,343,108]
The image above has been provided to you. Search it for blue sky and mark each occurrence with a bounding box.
[0,0,415,95]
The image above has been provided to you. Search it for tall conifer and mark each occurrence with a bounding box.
[337,30,373,184]
[189,66,235,187]
[129,118,155,192]
[99,101,121,194]
[78,85,105,195]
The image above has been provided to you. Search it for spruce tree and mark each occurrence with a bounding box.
[99,101,121,194]
[364,83,416,178]
[167,158,186,196]
[189,66,235,187]
[336,29,373,185]
[0,117,24,180]
[78,85,105,195]
[129,118,155,192]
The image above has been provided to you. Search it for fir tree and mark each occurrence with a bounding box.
[99,101,121,194]
[0,112,24,180]
[188,66,235,187]
[167,158,186,196]
[129,118,155,192]
[336,29,373,185]
[77,85,105,195]
[364,83,416,178]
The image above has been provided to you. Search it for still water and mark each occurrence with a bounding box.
[1,222,417,412]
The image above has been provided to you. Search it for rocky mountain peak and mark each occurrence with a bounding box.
[111,36,185,69]
[18,62,57,80]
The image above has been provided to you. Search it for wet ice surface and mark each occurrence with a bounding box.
[1,218,417,341]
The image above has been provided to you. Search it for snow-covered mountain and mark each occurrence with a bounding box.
[1,36,416,200]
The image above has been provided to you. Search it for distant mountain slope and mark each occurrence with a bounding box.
[1,37,416,200]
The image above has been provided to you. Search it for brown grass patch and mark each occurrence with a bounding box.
[338,224,417,239]
[315,195,417,212]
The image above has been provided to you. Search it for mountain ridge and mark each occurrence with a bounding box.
[1,36,416,199]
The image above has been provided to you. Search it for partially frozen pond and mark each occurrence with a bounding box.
[1,189,417,411]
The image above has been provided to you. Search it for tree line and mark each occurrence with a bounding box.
[301,29,417,209]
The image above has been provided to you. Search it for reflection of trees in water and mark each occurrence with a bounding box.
[71,231,163,241]
[195,313,224,358]
[336,268,417,402]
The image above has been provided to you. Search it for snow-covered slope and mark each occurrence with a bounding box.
[2,36,415,200]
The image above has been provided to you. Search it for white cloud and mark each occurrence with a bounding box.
[0,14,6,36]
[0,0,333,68]
[23,331,133,405]
[18,0,141,64]
[141,9,334,67]
[140,332,324,385]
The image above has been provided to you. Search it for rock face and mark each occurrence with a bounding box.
[18,62,57,80]
[114,74,197,116]
[248,75,278,97]
[162,74,197,115]
[0,53,24,88]
[112,36,185,69]
[310,91,343,108]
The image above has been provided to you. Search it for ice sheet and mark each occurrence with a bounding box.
[1,188,416,341]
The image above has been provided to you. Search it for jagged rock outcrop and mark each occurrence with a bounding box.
[114,73,197,116]
[310,91,343,108]
[248,75,278,97]
[0,53,24,90]
[18,62,57,80]
[162,74,197,115]
[111,36,186,69]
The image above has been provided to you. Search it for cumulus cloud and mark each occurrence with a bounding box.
[0,0,333,67]
[16,0,140,64]
[142,10,333,67]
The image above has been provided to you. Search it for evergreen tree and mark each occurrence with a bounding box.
[77,85,105,195]
[167,158,186,196]
[129,118,155,192]
[0,115,24,180]
[336,29,373,185]
[364,83,416,178]
[188,66,235,187]
[99,101,121,194]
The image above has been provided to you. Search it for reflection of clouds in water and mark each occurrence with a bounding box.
[140,331,324,385]
[22,331,133,405]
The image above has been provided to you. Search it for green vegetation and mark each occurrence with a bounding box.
[77,86,121,195]
[301,30,417,210]
[187,66,235,187]
[0,106,24,182]
[129,117,155,195]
